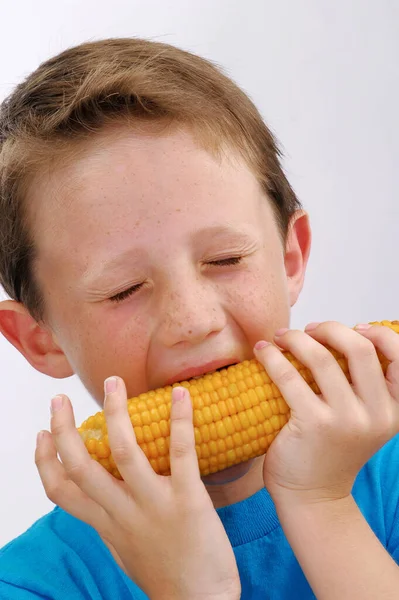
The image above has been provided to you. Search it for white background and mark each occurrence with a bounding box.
[0,0,398,546]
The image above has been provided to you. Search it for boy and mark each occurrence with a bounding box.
[0,37,398,599]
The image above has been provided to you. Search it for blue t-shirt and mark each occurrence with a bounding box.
[1,434,399,599]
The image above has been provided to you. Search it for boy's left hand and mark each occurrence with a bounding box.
[253,321,399,507]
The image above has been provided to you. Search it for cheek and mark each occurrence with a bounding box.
[60,306,151,402]
[228,267,290,342]
[114,312,149,363]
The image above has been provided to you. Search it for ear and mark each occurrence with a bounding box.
[284,210,312,307]
[0,299,74,378]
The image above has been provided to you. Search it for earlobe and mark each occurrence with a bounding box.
[284,210,312,306]
[0,299,74,379]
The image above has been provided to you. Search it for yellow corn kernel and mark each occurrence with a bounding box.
[96,441,110,459]
[77,321,399,478]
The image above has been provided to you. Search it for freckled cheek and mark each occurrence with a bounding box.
[67,312,150,402]
[93,308,147,352]
[101,309,149,359]
[226,270,290,343]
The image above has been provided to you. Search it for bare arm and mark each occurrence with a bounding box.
[276,494,399,600]
[252,321,399,599]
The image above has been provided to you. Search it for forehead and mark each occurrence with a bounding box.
[28,126,273,277]
[30,125,261,208]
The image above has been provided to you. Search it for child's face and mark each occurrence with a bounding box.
[29,125,307,406]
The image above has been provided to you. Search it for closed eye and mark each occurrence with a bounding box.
[207,256,243,267]
[109,257,243,303]
[109,282,144,303]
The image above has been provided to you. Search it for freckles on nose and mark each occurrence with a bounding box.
[164,311,193,337]
[170,320,192,335]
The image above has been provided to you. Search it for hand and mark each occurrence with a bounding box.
[35,379,240,600]
[253,321,399,507]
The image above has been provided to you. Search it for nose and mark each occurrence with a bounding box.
[155,280,227,347]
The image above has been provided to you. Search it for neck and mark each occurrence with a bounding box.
[203,457,265,509]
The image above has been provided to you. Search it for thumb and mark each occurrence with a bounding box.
[169,387,200,490]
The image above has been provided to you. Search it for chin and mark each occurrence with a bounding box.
[201,459,254,486]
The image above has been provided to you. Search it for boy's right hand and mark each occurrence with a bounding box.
[35,379,241,600]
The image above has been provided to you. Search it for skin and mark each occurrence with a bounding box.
[1,124,399,598]
[254,322,399,598]
[0,124,311,506]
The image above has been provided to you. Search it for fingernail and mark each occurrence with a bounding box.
[254,340,271,351]
[51,395,63,414]
[305,322,320,331]
[36,431,45,444]
[172,387,186,403]
[355,323,372,330]
[104,377,117,394]
[274,328,289,337]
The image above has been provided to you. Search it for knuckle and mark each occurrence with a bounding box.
[65,460,91,484]
[370,407,394,438]
[320,321,338,330]
[50,421,68,437]
[352,338,376,360]
[111,444,131,464]
[170,440,191,459]
[171,411,188,423]
[387,367,399,387]
[312,350,336,372]
[340,409,370,438]
[45,481,65,504]
[34,451,46,468]
[104,399,123,419]
[313,410,334,433]
[343,419,366,439]
[274,365,298,386]
[175,492,204,515]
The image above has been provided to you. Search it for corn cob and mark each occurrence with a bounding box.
[78,320,399,478]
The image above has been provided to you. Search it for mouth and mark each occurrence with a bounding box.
[164,359,239,386]
[191,363,237,378]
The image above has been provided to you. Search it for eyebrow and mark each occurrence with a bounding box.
[81,247,144,288]
[82,225,255,286]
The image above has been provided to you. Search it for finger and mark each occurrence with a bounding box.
[50,394,129,513]
[304,322,387,406]
[104,376,158,495]
[354,323,399,399]
[271,327,354,410]
[253,341,323,415]
[169,387,202,492]
[35,429,109,531]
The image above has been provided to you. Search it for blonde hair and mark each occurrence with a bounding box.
[0,37,302,323]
